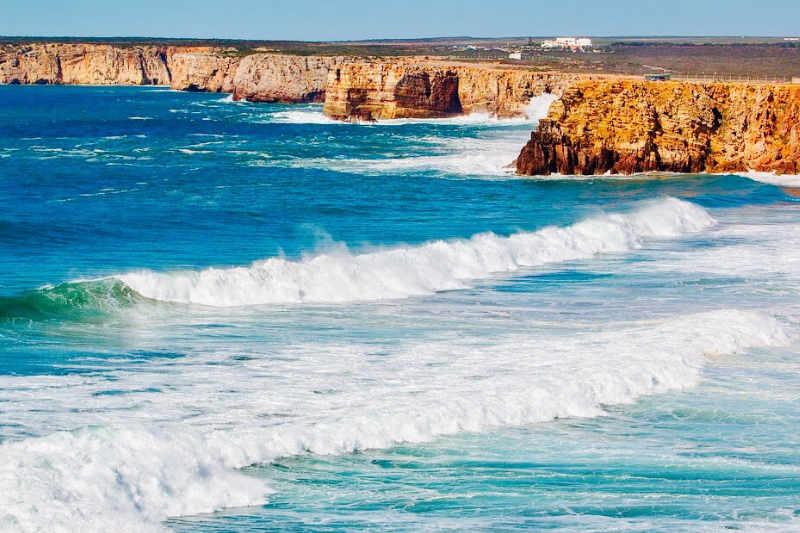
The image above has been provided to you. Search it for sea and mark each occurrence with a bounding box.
[0,85,799,532]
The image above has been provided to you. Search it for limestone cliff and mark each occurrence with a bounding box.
[165,47,238,93]
[516,80,800,176]
[1,43,338,103]
[0,43,170,85]
[322,59,587,121]
[230,55,341,103]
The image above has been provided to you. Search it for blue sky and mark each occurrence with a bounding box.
[3,0,799,40]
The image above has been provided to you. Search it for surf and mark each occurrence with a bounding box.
[0,308,789,532]
[114,198,714,307]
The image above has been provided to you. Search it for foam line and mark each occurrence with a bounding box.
[0,309,789,532]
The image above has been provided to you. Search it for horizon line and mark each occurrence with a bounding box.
[2,34,795,44]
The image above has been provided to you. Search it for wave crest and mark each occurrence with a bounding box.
[117,198,714,307]
[0,279,145,322]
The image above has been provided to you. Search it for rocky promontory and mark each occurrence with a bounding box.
[516,80,800,176]
[5,43,799,177]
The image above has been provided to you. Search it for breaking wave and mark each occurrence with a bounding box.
[0,279,146,322]
[0,198,714,320]
[740,170,800,188]
[0,309,789,532]
[115,198,714,306]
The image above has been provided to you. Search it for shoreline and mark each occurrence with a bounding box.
[3,43,798,177]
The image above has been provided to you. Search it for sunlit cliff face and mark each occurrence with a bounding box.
[516,80,800,176]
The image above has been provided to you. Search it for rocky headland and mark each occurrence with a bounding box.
[515,80,800,176]
[3,42,799,176]
[0,43,339,103]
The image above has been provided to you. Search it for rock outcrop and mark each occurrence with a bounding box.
[322,59,587,121]
[516,80,800,176]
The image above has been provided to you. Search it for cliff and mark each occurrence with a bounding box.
[322,59,586,121]
[166,48,341,102]
[165,47,238,93]
[516,80,800,176]
[0,43,170,85]
[0,43,338,103]
[229,54,340,103]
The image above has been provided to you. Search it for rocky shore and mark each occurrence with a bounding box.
[3,43,798,176]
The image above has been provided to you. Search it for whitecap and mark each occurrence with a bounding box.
[117,198,714,307]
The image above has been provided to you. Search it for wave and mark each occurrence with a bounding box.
[115,198,714,307]
[0,279,146,322]
[0,199,714,318]
[0,199,713,320]
[0,308,789,532]
[269,109,339,124]
[739,170,800,188]
[242,94,560,178]
[277,135,529,177]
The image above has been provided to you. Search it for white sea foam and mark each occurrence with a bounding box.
[260,93,558,177]
[128,116,154,121]
[740,170,800,188]
[269,109,340,124]
[115,198,714,306]
[373,92,558,126]
[640,214,800,284]
[0,309,789,532]
[268,92,558,127]
[281,135,528,177]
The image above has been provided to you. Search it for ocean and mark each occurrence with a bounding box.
[0,85,798,532]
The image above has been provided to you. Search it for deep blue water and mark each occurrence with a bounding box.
[0,86,799,532]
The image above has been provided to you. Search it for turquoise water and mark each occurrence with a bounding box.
[0,86,798,532]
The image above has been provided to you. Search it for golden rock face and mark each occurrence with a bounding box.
[321,59,593,121]
[516,80,800,176]
[0,44,339,103]
[0,43,171,85]
[5,44,796,176]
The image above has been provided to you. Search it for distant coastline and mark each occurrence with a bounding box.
[3,39,799,176]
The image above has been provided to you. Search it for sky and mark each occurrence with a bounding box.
[2,0,800,41]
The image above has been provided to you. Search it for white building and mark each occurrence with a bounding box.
[508,51,522,60]
[542,37,592,50]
